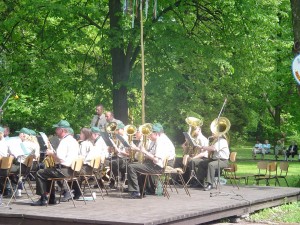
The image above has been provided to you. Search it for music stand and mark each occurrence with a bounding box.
[183,132,203,187]
[100,132,117,190]
[115,134,131,193]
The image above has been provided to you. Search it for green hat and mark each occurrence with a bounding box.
[91,126,101,133]
[29,129,37,136]
[0,126,4,133]
[68,127,74,135]
[116,122,125,130]
[52,120,71,128]
[16,127,31,135]
[152,123,163,133]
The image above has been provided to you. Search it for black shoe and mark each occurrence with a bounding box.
[204,184,212,191]
[73,194,81,200]
[31,198,47,206]
[130,191,141,199]
[49,198,59,205]
[109,181,115,189]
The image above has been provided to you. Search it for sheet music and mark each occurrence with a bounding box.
[183,132,200,148]
[115,134,130,148]
[100,132,115,147]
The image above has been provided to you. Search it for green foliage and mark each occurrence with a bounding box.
[0,0,299,142]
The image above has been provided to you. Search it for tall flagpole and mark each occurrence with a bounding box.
[140,0,145,124]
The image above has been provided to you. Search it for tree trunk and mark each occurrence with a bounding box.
[291,0,300,95]
[109,0,129,124]
[291,0,300,55]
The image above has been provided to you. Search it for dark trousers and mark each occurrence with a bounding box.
[286,151,297,158]
[111,157,126,180]
[35,167,73,196]
[128,162,163,193]
[196,159,228,185]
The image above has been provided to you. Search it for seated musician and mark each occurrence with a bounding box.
[31,120,80,206]
[196,132,230,191]
[127,123,175,198]
[0,126,8,157]
[0,126,9,195]
[9,127,40,175]
[182,126,209,187]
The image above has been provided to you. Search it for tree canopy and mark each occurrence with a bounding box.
[0,0,299,145]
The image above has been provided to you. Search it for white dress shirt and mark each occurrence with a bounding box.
[56,135,80,167]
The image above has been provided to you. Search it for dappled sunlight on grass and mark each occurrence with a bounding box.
[175,144,300,187]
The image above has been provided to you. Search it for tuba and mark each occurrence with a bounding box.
[106,122,117,134]
[137,123,152,163]
[210,117,231,138]
[124,124,137,162]
[209,117,231,158]
[185,117,203,156]
[185,117,203,138]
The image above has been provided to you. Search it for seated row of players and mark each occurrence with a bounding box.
[29,119,176,205]
[0,126,40,196]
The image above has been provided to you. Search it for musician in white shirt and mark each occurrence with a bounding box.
[196,133,230,191]
[31,120,80,206]
[127,123,173,198]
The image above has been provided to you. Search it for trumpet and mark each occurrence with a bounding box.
[124,124,137,162]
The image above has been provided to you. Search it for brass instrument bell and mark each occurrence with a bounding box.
[210,117,231,137]
[136,123,152,163]
[106,122,117,133]
[139,123,152,147]
[125,124,137,162]
[124,124,137,144]
[185,117,203,137]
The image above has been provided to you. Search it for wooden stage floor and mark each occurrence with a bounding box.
[0,185,299,225]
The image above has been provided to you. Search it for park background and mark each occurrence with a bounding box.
[0,2,300,223]
[0,1,300,178]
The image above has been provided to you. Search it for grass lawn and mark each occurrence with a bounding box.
[175,144,300,188]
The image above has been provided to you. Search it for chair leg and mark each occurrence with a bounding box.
[26,177,35,196]
[157,176,169,199]
[82,176,95,201]
[75,179,86,205]
[92,175,105,200]
[47,180,55,207]
[178,174,190,196]
[284,178,289,187]
[165,174,178,193]
[141,175,148,199]
[64,180,76,207]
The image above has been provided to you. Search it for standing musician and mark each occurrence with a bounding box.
[182,125,209,187]
[127,123,175,199]
[90,104,107,132]
[196,131,230,191]
[31,120,80,206]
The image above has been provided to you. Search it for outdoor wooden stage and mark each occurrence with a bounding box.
[0,184,299,225]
